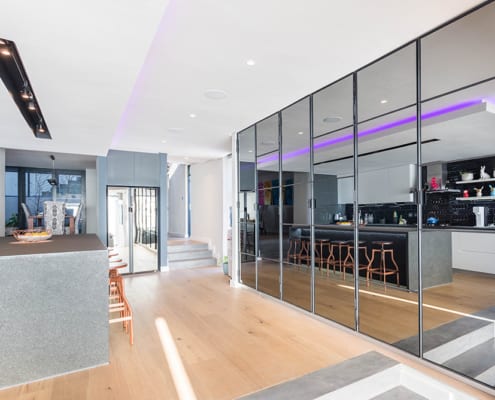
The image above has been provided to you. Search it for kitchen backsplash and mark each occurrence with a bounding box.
[338,156,495,226]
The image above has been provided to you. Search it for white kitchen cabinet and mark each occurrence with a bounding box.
[452,232,495,274]
[358,164,416,204]
[337,176,353,204]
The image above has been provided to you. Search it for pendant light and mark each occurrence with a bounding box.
[47,155,57,186]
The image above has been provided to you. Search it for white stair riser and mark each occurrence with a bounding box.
[168,250,213,261]
[169,258,217,269]
[168,244,209,253]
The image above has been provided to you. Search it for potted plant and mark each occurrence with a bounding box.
[5,213,19,236]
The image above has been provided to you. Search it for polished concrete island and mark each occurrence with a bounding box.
[0,234,108,389]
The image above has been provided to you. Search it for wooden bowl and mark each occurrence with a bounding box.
[12,229,53,242]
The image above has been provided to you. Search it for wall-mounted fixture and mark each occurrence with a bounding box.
[0,37,51,139]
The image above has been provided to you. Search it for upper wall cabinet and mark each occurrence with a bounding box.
[107,150,161,187]
[358,165,416,204]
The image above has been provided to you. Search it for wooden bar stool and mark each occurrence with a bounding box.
[367,241,400,290]
[315,239,331,273]
[327,240,351,277]
[298,237,320,270]
[108,260,133,345]
[286,238,301,264]
[342,241,370,281]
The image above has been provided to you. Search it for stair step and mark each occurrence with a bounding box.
[444,338,495,385]
[168,250,213,261]
[168,243,209,253]
[169,257,217,269]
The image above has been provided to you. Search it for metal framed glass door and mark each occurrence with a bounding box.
[107,186,159,273]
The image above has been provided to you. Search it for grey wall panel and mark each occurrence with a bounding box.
[134,152,160,187]
[106,150,135,186]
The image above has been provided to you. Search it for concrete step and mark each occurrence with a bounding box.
[168,249,213,261]
[169,257,217,269]
[168,243,209,253]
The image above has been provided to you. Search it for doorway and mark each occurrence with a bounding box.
[107,186,159,273]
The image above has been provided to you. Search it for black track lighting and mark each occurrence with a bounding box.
[0,36,51,139]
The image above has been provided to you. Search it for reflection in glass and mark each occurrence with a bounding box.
[312,76,356,329]
[422,2,495,100]
[257,115,281,298]
[421,21,495,384]
[280,98,312,310]
[357,44,419,355]
[239,127,257,289]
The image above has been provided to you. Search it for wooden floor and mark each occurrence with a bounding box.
[241,260,495,344]
[1,266,493,400]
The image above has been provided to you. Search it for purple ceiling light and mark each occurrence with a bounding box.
[256,99,484,166]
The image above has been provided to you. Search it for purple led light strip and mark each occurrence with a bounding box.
[257,99,482,164]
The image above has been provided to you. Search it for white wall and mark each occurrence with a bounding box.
[190,158,224,261]
[0,149,5,237]
[85,168,97,233]
[168,164,188,237]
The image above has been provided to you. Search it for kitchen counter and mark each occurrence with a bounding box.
[0,234,109,388]
[291,225,452,291]
[0,233,106,256]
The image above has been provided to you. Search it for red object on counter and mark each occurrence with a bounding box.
[463,189,469,198]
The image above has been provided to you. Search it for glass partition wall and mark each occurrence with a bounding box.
[420,3,495,386]
[236,1,495,390]
[357,44,420,355]
[313,76,355,329]
[256,114,281,298]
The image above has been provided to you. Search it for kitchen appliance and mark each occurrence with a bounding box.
[473,206,487,227]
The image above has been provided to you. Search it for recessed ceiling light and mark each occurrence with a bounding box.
[297,131,304,135]
[204,89,227,100]
[246,59,256,66]
[189,113,196,119]
[0,48,11,56]
[323,116,342,123]
[380,99,388,104]
[167,128,184,133]
[161,139,167,144]
[248,150,253,153]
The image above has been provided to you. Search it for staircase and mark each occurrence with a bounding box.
[168,239,217,269]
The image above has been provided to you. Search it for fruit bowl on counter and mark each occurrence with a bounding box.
[12,228,53,242]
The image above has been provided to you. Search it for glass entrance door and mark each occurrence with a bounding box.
[107,186,159,273]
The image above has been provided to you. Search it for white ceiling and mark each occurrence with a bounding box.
[0,0,486,166]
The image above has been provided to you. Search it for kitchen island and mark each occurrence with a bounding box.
[0,234,108,389]
[289,225,452,291]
